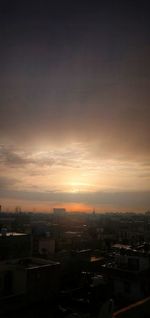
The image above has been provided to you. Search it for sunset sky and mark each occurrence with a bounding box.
[0,1,150,212]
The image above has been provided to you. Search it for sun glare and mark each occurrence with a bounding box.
[66,179,92,193]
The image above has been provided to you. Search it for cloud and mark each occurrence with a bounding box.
[0,188,150,209]
[0,145,55,168]
[0,41,150,162]
[0,176,19,189]
[0,144,87,169]
[0,145,30,167]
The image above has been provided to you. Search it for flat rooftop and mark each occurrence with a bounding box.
[19,258,60,269]
[0,232,28,237]
[4,258,60,270]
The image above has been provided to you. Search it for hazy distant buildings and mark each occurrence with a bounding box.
[53,208,66,216]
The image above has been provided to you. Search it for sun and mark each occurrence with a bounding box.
[69,182,82,193]
[66,179,92,193]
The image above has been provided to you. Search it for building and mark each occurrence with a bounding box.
[102,245,150,307]
[39,236,55,256]
[53,208,66,216]
[0,258,60,315]
[0,231,32,260]
[113,296,150,317]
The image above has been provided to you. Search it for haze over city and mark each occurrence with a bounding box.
[0,0,150,212]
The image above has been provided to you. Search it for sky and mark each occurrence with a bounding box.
[0,0,150,212]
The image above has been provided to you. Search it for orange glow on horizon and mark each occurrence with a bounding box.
[1,198,148,214]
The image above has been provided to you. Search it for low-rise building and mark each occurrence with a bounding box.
[0,257,60,314]
[102,245,150,306]
[0,231,32,260]
[39,236,55,256]
[113,296,150,318]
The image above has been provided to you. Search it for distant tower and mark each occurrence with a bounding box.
[92,208,96,215]
[15,206,21,213]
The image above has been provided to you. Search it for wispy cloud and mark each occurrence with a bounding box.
[0,144,87,169]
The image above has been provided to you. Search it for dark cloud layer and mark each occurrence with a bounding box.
[0,1,150,160]
[0,176,19,189]
[0,187,150,209]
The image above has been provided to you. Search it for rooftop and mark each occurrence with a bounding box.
[4,258,60,270]
[0,232,28,237]
[113,296,150,317]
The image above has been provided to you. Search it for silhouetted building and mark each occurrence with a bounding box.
[39,236,55,256]
[53,208,66,216]
[0,258,60,315]
[0,231,32,260]
[102,245,150,306]
[113,296,150,318]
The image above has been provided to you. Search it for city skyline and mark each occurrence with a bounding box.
[0,1,150,212]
